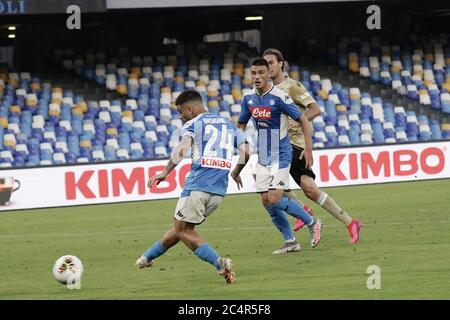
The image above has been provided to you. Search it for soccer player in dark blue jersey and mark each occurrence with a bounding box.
[135,90,250,284]
[238,59,322,254]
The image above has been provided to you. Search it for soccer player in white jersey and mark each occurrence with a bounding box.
[238,58,322,254]
[263,48,362,243]
[135,90,250,283]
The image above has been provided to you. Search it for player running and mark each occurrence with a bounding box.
[238,58,322,254]
[135,90,250,284]
[263,48,362,243]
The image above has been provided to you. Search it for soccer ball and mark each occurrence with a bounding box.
[52,255,84,285]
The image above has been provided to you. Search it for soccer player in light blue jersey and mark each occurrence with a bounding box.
[238,58,322,254]
[135,90,250,284]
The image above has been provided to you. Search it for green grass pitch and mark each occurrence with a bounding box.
[0,179,449,299]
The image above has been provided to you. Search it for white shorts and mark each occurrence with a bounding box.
[174,191,224,224]
[255,163,291,193]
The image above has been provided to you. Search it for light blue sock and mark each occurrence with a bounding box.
[275,196,314,225]
[265,204,294,241]
[194,243,221,270]
[143,241,167,260]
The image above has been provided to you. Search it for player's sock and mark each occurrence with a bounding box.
[194,243,221,270]
[275,196,314,225]
[316,192,352,226]
[265,204,294,241]
[283,190,305,207]
[143,240,167,260]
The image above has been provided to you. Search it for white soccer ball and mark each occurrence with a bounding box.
[52,255,84,285]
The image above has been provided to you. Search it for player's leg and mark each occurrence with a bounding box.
[257,164,295,245]
[300,175,362,244]
[135,226,178,269]
[174,191,234,283]
[266,167,322,248]
[289,146,315,231]
[283,189,314,231]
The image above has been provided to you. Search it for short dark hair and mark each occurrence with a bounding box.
[175,90,203,106]
[251,58,270,69]
[263,48,285,70]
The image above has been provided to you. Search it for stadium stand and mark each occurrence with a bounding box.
[0,39,449,168]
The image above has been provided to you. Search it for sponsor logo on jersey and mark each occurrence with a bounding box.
[201,157,232,170]
[257,121,269,128]
[248,99,254,105]
[269,99,275,106]
[250,106,272,120]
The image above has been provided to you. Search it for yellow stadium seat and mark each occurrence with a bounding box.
[106,127,118,136]
[289,71,300,81]
[350,94,360,100]
[4,140,16,148]
[0,117,8,128]
[446,57,450,65]
[233,64,244,77]
[413,70,424,78]
[318,90,328,100]
[49,109,61,116]
[336,104,347,113]
[391,65,401,73]
[117,84,127,95]
[207,90,218,97]
[8,78,18,87]
[72,108,82,115]
[80,140,92,149]
[208,100,219,108]
[51,98,62,104]
[349,62,359,73]
[242,78,252,86]
[131,67,141,78]
[418,89,428,95]
[175,76,184,83]
[423,80,434,87]
[9,105,21,114]
[77,102,88,113]
[161,87,171,93]
[231,115,239,124]
[442,82,450,92]
[26,98,37,107]
[122,110,133,120]
[231,88,242,100]
[128,73,138,80]
[53,87,63,93]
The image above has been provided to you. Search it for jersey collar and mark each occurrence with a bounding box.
[256,84,274,97]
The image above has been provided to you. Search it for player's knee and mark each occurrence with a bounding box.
[160,237,173,248]
[175,229,187,242]
[304,187,321,201]
[267,193,282,205]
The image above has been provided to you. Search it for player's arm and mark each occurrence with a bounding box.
[230,141,251,190]
[297,114,313,169]
[148,135,192,187]
[304,102,321,121]
[290,83,321,121]
[237,96,251,131]
[282,96,313,169]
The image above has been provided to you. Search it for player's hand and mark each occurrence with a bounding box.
[299,148,314,170]
[230,171,243,190]
[148,172,168,188]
